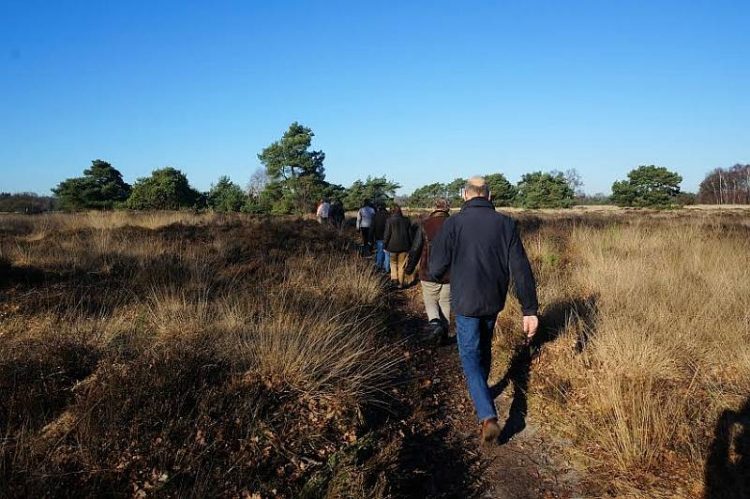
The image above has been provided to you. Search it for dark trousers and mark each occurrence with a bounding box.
[360,227,371,250]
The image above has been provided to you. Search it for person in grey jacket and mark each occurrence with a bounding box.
[356,200,376,254]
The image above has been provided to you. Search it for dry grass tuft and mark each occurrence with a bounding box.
[0,212,398,497]
[515,212,750,497]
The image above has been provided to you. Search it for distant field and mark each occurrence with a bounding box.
[1,209,748,497]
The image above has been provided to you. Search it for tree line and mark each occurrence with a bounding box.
[697,164,750,204]
[2,122,747,213]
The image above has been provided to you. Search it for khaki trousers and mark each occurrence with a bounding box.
[389,252,409,285]
[421,281,451,324]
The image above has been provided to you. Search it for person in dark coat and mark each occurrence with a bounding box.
[429,176,539,443]
[371,204,390,273]
[329,199,345,228]
[383,204,412,288]
[405,198,451,344]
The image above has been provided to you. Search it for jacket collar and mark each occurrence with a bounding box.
[429,209,450,218]
[461,197,495,211]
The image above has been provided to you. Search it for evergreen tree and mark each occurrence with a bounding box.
[257,122,327,213]
[52,160,131,210]
[484,173,517,206]
[208,176,246,212]
[611,165,682,208]
[343,176,400,210]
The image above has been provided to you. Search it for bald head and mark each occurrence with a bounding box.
[464,176,490,200]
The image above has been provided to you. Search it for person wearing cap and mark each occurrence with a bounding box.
[428,176,539,443]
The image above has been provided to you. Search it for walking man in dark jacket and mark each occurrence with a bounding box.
[429,176,539,443]
[405,198,451,344]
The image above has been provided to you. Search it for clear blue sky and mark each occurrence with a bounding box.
[1,0,748,196]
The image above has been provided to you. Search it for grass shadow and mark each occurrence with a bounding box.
[704,396,750,499]
[392,425,477,498]
[541,294,599,353]
[377,291,479,498]
[0,262,54,289]
[490,295,599,444]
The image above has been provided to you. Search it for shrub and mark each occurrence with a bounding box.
[515,171,574,209]
[125,167,201,210]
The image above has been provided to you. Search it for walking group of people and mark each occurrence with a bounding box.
[315,178,539,443]
[315,198,345,227]
[352,177,540,444]
[355,199,420,290]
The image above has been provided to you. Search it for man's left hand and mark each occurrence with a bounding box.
[523,315,539,339]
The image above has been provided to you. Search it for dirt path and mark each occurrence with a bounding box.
[383,285,580,498]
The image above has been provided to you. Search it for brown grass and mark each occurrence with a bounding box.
[2,208,749,497]
[500,211,750,497]
[0,212,399,497]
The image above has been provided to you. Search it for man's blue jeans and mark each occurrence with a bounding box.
[455,314,498,422]
[374,240,390,272]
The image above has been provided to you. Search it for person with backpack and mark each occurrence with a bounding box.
[429,176,539,444]
[371,203,391,273]
[383,204,412,288]
[356,200,376,254]
[405,198,451,344]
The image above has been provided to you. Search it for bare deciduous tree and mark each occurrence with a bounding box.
[698,164,750,204]
[247,168,269,197]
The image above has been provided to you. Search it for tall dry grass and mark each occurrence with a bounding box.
[519,215,750,497]
[0,212,399,497]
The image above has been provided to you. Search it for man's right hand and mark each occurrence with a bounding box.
[523,315,539,339]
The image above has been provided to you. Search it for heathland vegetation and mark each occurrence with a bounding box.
[507,209,750,497]
[0,213,400,496]
[1,208,749,497]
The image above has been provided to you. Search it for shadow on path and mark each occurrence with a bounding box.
[393,424,477,498]
[490,295,599,444]
[382,291,479,498]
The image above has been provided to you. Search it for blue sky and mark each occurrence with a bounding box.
[1,0,748,196]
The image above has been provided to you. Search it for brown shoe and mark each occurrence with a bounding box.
[481,418,501,443]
